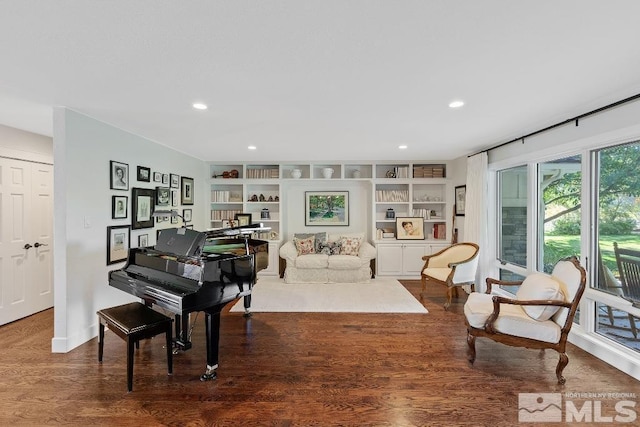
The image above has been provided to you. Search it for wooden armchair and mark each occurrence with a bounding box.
[464,256,586,384]
[614,242,640,306]
[420,242,479,310]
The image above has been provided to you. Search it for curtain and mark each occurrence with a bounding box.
[465,152,489,292]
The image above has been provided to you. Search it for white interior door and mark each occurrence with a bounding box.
[0,158,53,325]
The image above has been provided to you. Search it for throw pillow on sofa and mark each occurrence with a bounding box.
[293,236,316,255]
[339,236,362,256]
[294,232,326,253]
[318,241,342,255]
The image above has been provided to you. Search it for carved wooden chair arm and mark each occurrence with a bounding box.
[485,277,523,293]
[484,295,570,333]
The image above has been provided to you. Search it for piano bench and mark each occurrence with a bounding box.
[97,302,173,392]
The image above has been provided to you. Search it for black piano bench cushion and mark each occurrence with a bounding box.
[97,302,173,392]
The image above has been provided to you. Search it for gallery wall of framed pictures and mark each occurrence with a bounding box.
[106,159,195,265]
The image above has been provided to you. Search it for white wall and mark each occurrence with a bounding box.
[448,156,467,241]
[51,108,207,353]
[281,179,373,239]
[0,123,52,163]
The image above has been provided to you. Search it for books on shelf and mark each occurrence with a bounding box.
[246,168,279,179]
[376,189,409,202]
[413,165,446,178]
[210,190,242,202]
[210,209,243,221]
[432,223,446,240]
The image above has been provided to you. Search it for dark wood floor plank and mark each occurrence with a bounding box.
[0,279,638,426]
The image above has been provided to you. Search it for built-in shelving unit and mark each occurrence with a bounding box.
[208,161,453,277]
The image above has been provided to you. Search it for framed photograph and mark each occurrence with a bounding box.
[112,195,128,219]
[137,166,151,182]
[138,234,149,247]
[305,191,349,226]
[162,173,169,185]
[170,173,180,189]
[235,213,252,226]
[131,187,155,229]
[153,172,162,182]
[156,186,170,206]
[107,225,130,265]
[181,176,194,205]
[455,185,466,216]
[171,215,179,224]
[396,217,425,240]
[110,160,129,191]
[171,189,179,207]
[183,208,192,222]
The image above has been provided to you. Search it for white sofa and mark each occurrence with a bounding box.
[279,232,376,283]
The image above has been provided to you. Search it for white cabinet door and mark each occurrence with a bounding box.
[0,159,53,326]
[403,244,429,276]
[377,243,429,277]
[376,243,404,276]
[258,241,280,277]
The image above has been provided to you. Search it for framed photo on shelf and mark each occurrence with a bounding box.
[138,234,149,247]
[395,217,425,240]
[137,166,151,182]
[235,213,252,226]
[156,186,170,206]
[181,176,194,205]
[131,187,155,229]
[222,219,237,228]
[455,185,466,216]
[106,225,130,265]
[170,173,180,189]
[110,160,129,191]
[183,209,192,222]
[305,191,349,226]
[112,195,128,219]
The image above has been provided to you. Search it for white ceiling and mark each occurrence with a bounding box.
[2,1,640,162]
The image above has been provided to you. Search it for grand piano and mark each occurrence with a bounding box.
[108,224,268,381]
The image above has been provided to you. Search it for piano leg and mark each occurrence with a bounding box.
[173,314,192,351]
[201,310,221,381]
[243,294,252,318]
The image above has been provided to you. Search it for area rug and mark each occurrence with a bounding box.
[229,277,428,313]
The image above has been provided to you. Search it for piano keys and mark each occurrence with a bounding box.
[108,225,268,380]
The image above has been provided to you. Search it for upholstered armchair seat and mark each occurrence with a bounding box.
[464,293,562,343]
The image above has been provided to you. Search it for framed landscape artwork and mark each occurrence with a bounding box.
[305,191,349,226]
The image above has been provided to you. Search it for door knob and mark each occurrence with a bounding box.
[24,243,32,250]
[34,242,48,248]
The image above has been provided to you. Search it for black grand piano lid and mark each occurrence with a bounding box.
[155,228,207,257]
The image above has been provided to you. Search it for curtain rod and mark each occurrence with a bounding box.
[473,92,640,156]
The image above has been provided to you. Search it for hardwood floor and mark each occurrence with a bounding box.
[1,280,639,426]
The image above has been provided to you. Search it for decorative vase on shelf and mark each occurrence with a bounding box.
[291,168,302,179]
[322,167,334,179]
[386,208,395,219]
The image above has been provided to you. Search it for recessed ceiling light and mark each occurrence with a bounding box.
[398,145,408,149]
[192,103,208,110]
[449,100,465,109]
[248,145,257,150]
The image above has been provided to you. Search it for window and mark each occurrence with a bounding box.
[539,155,582,274]
[593,141,640,351]
[498,166,528,268]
